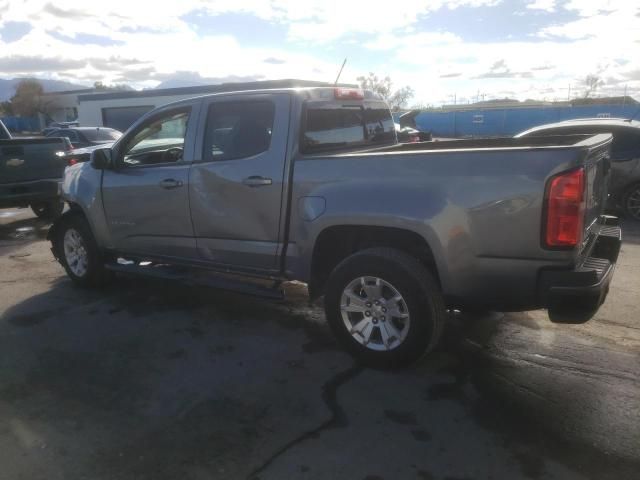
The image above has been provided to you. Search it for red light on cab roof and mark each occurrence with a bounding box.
[334,88,364,100]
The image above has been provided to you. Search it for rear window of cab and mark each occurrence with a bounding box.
[301,101,396,153]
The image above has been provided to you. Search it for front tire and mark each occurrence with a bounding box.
[53,214,111,287]
[324,248,446,368]
[31,200,64,220]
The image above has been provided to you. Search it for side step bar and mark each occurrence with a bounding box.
[105,262,285,300]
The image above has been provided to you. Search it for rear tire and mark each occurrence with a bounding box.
[31,200,64,220]
[622,182,640,221]
[324,247,446,368]
[52,214,112,287]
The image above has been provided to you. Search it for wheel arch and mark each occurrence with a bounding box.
[47,203,92,257]
[308,224,443,300]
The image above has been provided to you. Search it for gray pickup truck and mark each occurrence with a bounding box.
[48,87,621,366]
[1,119,69,219]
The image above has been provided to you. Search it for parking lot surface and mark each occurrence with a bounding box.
[0,208,638,480]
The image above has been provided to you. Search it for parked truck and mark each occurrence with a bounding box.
[1,118,69,219]
[48,87,621,366]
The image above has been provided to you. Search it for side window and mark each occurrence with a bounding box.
[203,101,275,162]
[122,109,190,166]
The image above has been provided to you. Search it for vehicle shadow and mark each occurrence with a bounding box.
[1,273,638,479]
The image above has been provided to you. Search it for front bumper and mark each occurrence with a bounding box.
[0,179,60,208]
[538,216,622,324]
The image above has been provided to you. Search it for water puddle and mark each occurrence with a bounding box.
[0,210,21,218]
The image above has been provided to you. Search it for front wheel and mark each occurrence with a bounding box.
[324,248,446,368]
[53,214,112,287]
[31,200,64,220]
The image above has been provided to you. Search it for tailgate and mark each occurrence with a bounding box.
[0,138,67,184]
[580,134,612,244]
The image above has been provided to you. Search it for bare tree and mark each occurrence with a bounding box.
[93,81,131,91]
[584,74,604,98]
[357,72,414,111]
[0,101,13,116]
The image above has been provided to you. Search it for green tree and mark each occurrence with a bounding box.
[10,79,45,117]
[357,72,414,111]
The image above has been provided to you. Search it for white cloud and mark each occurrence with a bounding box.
[526,0,556,12]
[197,0,502,43]
[0,0,638,105]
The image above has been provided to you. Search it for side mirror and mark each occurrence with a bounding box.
[91,148,112,170]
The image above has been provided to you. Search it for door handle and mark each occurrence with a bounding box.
[159,178,183,189]
[242,176,272,187]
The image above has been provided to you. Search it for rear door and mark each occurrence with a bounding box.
[189,93,290,271]
[101,103,200,259]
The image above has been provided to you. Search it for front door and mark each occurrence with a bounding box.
[189,94,290,271]
[102,104,199,259]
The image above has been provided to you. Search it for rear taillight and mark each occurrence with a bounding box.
[334,87,364,100]
[544,168,585,248]
[67,158,79,166]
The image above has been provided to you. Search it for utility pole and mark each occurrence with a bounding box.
[567,84,571,101]
[623,84,627,108]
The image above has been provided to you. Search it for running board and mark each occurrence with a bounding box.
[105,262,285,300]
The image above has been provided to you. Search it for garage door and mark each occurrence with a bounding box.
[102,106,154,132]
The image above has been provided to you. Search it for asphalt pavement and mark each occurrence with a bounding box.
[0,208,638,480]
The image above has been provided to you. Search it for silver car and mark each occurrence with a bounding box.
[516,118,640,220]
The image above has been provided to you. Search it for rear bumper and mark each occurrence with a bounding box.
[538,216,622,323]
[0,179,60,208]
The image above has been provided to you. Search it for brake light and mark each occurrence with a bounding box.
[334,88,364,100]
[544,168,585,248]
[68,158,79,166]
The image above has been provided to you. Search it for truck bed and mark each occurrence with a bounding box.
[358,133,608,153]
[291,133,612,309]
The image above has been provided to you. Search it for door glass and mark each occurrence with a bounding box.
[123,109,190,166]
[203,101,275,162]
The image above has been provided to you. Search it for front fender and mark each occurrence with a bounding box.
[59,162,113,249]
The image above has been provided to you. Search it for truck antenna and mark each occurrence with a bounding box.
[334,58,347,86]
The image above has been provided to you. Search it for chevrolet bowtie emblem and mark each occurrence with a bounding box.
[6,158,24,167]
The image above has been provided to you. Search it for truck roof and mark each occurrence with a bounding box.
[159,87,384,109]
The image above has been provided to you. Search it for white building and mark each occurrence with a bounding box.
[73,79,339,132]
[40,88,96,125]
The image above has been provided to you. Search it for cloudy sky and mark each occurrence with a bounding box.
[0,0,638,105]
